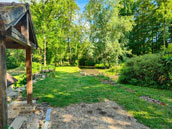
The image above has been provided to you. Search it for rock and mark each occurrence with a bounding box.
[42,75,46,78]
[8,91,18,98]
[87,110,93,114]
[80,72,88,76]
[111,82,117,85]
[20,87,26,90]
[7,85,14,93]
[101,80,110,84]
[8,109,19,119]
[15,88,23,92]
[99,111,107,116]
[139,96,168,106]
[8,96,12,102]
[33,80,37,83]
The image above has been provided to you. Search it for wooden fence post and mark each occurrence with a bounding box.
[26,47,32,104]
[0,35,8,129]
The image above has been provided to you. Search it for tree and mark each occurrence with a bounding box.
[84,0,133,68]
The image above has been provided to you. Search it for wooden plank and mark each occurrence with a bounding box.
[6,26,36,49]
[0,34,8,129]
[28,10,38,48]
[9,116,26,129]
[26,47,32,104]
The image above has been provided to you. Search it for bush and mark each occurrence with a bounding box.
[119,54,172,89]
[6,56,20,69]
[79,57,96,66]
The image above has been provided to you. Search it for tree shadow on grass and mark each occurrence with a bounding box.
[33,71,112,107]
[31,70,172,129]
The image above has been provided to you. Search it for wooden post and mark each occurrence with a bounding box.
[26,47,32,104]
[0,35,8,129]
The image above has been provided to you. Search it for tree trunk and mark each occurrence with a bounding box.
[163,18,166,52]
[44,36,46,67]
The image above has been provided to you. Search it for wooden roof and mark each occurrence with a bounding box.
[7,73,18,87]
[0,2,38,49]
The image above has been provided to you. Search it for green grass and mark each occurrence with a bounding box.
[23,67,172,129]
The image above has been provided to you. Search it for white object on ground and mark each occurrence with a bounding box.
[43,108,51,129]
[9,116,26,129]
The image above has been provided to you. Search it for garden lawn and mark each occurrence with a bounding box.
[24,67,172,129]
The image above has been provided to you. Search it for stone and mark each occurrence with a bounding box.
[8,109,19,119]
[20,87,25,90]
[33,80,37,83]
[15,88,23,92]
[42,75,46,78]
[8,91,18,98]
[7,85,14,93]
[8,96,12,102]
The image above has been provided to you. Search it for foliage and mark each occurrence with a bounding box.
[8,62,55,87]
[22,67,172,129]
[104,65,122,75]
[84,0,133,68]
[95,64,106,69]
[119,54,172,89]
[6,49,25,69]
[128,0,172,55]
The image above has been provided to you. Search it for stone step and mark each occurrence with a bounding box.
[8,100,37,113]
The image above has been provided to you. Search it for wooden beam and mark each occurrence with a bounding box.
[0,34,8,129]
[26,47,32,104]
[6,26,36,49]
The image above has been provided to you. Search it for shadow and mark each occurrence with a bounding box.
[31,70,172,129]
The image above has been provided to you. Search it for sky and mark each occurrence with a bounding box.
[0,0,89,12]
[76,0,89,12]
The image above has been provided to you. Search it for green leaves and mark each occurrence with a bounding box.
[84,0,133,67]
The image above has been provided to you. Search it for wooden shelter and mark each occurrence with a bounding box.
[0,2,38,128]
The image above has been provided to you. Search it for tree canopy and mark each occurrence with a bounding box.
[7,0,172,68]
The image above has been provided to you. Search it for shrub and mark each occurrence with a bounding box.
[6,56,20,69]
[79,57,96,66]
[119,54,172,89]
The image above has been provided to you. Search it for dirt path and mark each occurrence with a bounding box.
[80,69,100,75]
[80,69,118,81]
[51,100,149,129]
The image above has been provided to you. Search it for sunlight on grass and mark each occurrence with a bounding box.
[23,67,172,129]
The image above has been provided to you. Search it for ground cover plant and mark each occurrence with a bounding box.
[22,67,172,129]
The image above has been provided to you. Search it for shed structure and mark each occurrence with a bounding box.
[0,2,38,128]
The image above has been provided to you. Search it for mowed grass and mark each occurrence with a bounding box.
[25,67,172,129]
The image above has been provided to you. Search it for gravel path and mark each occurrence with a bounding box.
[51,100,149,129]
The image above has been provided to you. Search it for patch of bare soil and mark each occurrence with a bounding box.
[139,96,168,106]
[51,100,149,129]
[80,69,100,76]
[101,80,117,85]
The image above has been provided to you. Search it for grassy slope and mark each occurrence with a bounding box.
[24,67,172,129]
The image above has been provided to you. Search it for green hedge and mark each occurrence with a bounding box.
[119,54,172,89]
